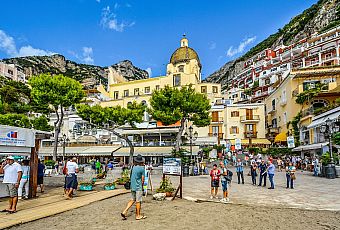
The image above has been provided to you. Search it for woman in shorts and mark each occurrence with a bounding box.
[209,164,221,199]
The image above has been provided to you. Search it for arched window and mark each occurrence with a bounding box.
[312,99,328,110]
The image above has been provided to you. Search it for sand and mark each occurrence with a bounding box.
[8,193,340,230]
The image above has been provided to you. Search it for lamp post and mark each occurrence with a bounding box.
[184,126,198,165]
[61,134,70,161]
[320,118,340,179]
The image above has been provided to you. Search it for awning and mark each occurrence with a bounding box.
[307,109,340,129]
[229,138,271,145]
[39,145,199,157]
[292,142,328,152]
[274,132,287,143]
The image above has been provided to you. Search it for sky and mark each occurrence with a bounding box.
[0,0,318,79]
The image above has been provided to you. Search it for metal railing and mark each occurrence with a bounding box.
[240,115,260,122]
[244,131,258,139]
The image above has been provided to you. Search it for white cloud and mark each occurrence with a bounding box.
[146,67,152,77]
[0,30,20,57]
[0,29,55,58]
[18,45,54,57]
[69,47,94,64]
[209,42,216,50]
[100,5,135,32]
[82,47,94,64]
[227,36,256,57]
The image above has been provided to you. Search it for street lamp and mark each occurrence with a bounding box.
[61,134,70,161]
[184,126,198,165]
[320,118,340,179]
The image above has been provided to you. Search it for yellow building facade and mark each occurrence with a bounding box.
[265,66,340,145]
[98,36,222,108]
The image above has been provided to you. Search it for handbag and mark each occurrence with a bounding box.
[291,173,296,180]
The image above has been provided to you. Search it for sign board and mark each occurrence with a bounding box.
[163,158,182,175]
[209,149,217,159]
[0,125,35,148]
[287,136,295,148]
[235,138,242,150]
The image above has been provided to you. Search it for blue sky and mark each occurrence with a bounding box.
[0,0,318,78]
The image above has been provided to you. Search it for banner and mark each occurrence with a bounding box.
[287,136,295,148]
[235,138,242,150]
[163,158,182,175]
[0,125,35,148]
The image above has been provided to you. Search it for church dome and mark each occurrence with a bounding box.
[170,36,201,67]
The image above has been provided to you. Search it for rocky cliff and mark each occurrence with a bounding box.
[2,54,149,89]
[206,0,340,88]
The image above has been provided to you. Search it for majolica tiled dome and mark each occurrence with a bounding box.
[170,37,201,67]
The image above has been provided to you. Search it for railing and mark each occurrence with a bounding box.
[127,141,176,147]
[244,131,258,139]
[301,107,314,118]
[211,117,224,123]
[267,127,279,134]
[240,115,260,122]
[208,133,224,139]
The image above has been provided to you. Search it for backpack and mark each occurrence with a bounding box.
[224,169,233,182]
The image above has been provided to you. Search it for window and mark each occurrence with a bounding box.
[283,112,287,124]
[124,90,129,97]
[178,65,184,72]
[201,86,207,93]
[113,91,119,100]
[211,111,219,122]
[281,90,287,103]
[144,87,150,94]
[271,99,276,111]
[212,86,218,93]
[272,118,277,128]
[7,69,13,75]
[155,85,160,91]
[173,74,181,87]
[134,88,139,96]
[231,111,239,117]
[230,126,239,134]
[212,126,219,135]
[245,124,255,133]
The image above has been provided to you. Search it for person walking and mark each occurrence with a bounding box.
[219,162,232,202]
[64,157,79,199]
[121,154,146,220]
[258,160,267,187]
[250,161,257,185]
[37,159,45,193]
[18,160,30,199]
[0,156,22,214]
[277,158,282,172]
[267,161,275,189]
[313,157,319,176]
[286,162,296,189]
[236,159,244,184]
[209,164,221,199]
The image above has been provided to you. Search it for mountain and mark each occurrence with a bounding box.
[206,0,340,88]
[2,54,149,89]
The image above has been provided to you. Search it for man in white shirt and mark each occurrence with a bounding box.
[65,157,79,199]
[0,156,22,213]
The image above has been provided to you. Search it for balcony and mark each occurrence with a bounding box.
[208,133,224,139]
[267,127,280,134]
[301,107,314,118]
[244,131,258,139]
[267,107,276,115]
[280,99,287,106]
[240,115,260,123]
[211,117,224,123]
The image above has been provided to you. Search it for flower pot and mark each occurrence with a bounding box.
[165,192,172,197]
[104,185,115,190]
[79,184,93,191]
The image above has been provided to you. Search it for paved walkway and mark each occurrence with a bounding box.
[0,187,129,229]
[151,169,340,211]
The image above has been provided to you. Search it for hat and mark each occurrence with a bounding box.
[134,154,145,163]
[6,156,14,160]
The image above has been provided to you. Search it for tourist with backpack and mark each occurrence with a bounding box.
[219,161,232,203]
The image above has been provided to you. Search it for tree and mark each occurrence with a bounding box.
[150,85,211,152]
[76,102,145,164]
[0,113,52,131]
[29,74,85,160]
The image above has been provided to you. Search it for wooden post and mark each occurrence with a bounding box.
[29,139,40,199]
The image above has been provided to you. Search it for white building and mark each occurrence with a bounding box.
[0,62,26,83]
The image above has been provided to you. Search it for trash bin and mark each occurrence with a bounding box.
[183,165,189,177]
[335,166,340,178]
[325,165,336,179]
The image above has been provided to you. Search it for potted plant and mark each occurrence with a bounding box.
[79,182,93,191]
[104,182,116,190]
[116,169,130,186]
[156,177,175,197]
